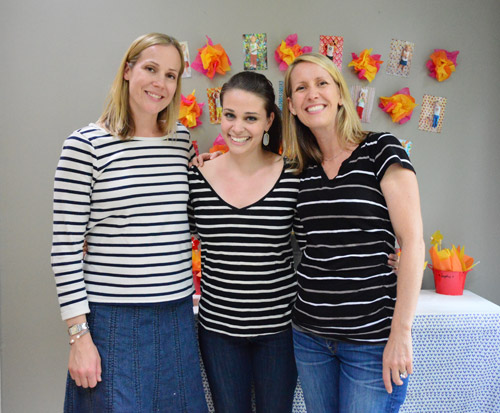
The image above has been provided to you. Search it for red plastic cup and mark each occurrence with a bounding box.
[428,264,470,295]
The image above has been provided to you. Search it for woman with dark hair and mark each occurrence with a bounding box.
[282,53,424,413]
[188,71,300,412]
[51,33,207,412]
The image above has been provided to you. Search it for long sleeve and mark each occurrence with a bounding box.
[52,123,197,320]
[187,167,198,238]
[51,131,95,320]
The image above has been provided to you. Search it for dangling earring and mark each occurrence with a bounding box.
[263,132,270,146]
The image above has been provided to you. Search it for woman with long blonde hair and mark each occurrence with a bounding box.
[51,33,208,412]
[283,53,424,412]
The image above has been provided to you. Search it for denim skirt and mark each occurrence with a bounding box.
[64,296,208,413]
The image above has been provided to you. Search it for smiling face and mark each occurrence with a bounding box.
[287,61,343,136]
[124,44,181,125]
[221,89,274,155]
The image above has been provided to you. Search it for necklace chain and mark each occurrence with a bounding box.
[323,150,345,162]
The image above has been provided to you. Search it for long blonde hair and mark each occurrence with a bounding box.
[98,33,184,139]
[282,53,367,173]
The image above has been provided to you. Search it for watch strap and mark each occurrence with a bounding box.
[68,322,89,336]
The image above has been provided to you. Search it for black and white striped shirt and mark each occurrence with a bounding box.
[51,123,195,320]
[293,133,415,343]
[188,165,303,337]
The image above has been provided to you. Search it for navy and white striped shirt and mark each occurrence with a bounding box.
[51,123,195,320]
[188,165,304,337]
[293,133,415,344]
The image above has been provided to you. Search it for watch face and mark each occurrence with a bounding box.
[69,322,88,335]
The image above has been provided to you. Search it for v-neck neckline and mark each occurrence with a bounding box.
[193,162,286,211]
[318,143,360,183]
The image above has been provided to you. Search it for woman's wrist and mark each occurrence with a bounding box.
[390,319,413,334]
[68,322,89,336]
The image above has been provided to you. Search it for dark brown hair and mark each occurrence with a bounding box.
[220,71,282,155]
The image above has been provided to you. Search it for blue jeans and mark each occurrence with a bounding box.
[198,326,297,413]
[293,328,409,413]
[64,297,208,413]
[432,114,439,128]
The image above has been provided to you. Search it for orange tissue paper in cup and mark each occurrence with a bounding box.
[428,230,478,295]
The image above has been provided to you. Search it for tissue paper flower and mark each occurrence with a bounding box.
[192,236,201,275]
[348,48,383,82]
[191,236,201,295]
[191,36,231,79]
[379,87,418,124]
[209,134,229,154]
[178,90,204,129]
[274,34,312,71]
[428,230,477,272]
[426,49,459,82]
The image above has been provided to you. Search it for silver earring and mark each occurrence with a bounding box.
[263,132,270,146]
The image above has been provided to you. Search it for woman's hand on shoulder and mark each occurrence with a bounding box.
[190,151,223,167]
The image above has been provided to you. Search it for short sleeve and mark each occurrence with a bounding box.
[292,213,306,252]
[371,133,415,181]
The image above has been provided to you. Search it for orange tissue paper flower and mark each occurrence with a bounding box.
[209,134,229,154]
[378,87,418,124]
[192,36,231,79]
[191,236,202,295]
[191,236,201,274]
[426,49,459,82]
[348,48,383,83]
[274,34,312,71]
[178,90,204,129]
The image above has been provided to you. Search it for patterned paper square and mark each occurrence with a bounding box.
[350,85,375,123]
[180,41,191,79]
[319,35,344,71]
[399,139,413,157]
[386,39,415,78]
[243,33,268,71]
[278,81,284,111]
[207,87,222,124]
[418,95,447,133]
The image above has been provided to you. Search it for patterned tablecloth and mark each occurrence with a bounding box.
[200,290,500,412]
[400,290,500,413]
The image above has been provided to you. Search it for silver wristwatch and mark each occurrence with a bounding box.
[68,322,89,336]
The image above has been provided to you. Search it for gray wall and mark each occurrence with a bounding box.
[1,0,499,411]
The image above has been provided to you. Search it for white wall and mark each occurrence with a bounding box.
[1,0,499,410]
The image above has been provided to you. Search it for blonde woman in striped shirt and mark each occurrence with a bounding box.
[283,53,424,413]
[51,33,207,412]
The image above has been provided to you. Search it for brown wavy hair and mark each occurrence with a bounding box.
[220,71,282,155]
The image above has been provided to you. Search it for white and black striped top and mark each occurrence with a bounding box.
[51,123,195,320]
[293,133,415,344]
[188,165,303,337]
